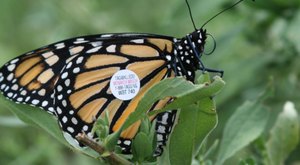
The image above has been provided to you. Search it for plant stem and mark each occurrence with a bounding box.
[76,133,132,165]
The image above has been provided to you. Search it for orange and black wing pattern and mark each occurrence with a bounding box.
[0,36,105,114]
[0,30,207,155]
[53,34,178,153]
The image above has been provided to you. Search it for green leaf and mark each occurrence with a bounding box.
[169,104,198,165]
[216,98,270,164]
[132,132,153,163]
[0,95,67,145]
[121,77,196,129]
[132,117,156,163]
[158,76,224,114]
[0,94,99,158]
[167,73,221,165]
[169,97,218,165]
[92,111,110,140]
[192,97,218,155]
[266,101,299,165]
[122,76,224,131]
[103,74,224,154]
[195,70,211,84]
[104,77,194,152]
[104,131,122,152]
[202,139,219,161]
[139,117,152,135]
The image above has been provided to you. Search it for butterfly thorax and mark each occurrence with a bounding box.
[173,28,207,81]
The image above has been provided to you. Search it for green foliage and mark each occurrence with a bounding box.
[266,102,299,165]
[102,72,224,164]
[132,118,156,163]
[0,95,67,146]
[0,0,300,164]
[216,89,271,164]
[167,73,219,165]
[194,96,300,165]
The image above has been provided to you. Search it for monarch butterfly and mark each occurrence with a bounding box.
[0,0,245,156]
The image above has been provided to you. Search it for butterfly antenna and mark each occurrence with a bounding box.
[185,0,197,30]
[201,0,251,29]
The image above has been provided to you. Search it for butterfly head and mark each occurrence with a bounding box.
[178,28,207,71]
[188,28,207,54]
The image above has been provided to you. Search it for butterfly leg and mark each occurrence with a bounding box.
[199,67,224,77]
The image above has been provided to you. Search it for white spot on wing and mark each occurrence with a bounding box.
[124,140,131,145]
[11,84,19,91]
[166,55,171,61]
[130,39,144,44]
[42,101,48,107]
[7,92,13,98]
[74,38,89,44]
[86,46,102,53]
[21,90,27,96]
[32,99,40,105]
[83,125,88,131]
[4,86,9,92]
[66,62,73,69]
[106,45,116,53]
[7,64,16,71]
[91,41,103,47]
[67,127,74,133]
[71,117,78,125]
[62,116,68,123]
[61,72,68,79]
[157,134,163,141]
[57,85,63,92]
[57,107,62,114]
[62,100,67,107]
[101,34,113,37]
[73,67,80,73]
[10,59,19,64]
[65,79,70,86]
[66,55,79,64]
[55,43,65,49]
[25,96,31,102]
[17,97,23,102]
[157,125,166,133]
[48,107,55,113]
[161,113,169,124]
[76,56,84,64]
[57,94,63,100]
[0,75,3,82]
[7,73,14,81]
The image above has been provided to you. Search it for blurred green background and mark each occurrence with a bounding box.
[0,0,299,164]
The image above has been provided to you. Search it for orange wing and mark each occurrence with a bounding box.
[53,36,176,152]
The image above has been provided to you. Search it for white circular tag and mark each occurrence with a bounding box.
[110,70,140,100]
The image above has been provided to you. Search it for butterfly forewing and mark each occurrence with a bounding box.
[0,32,182,154]
[52,35,176,152]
